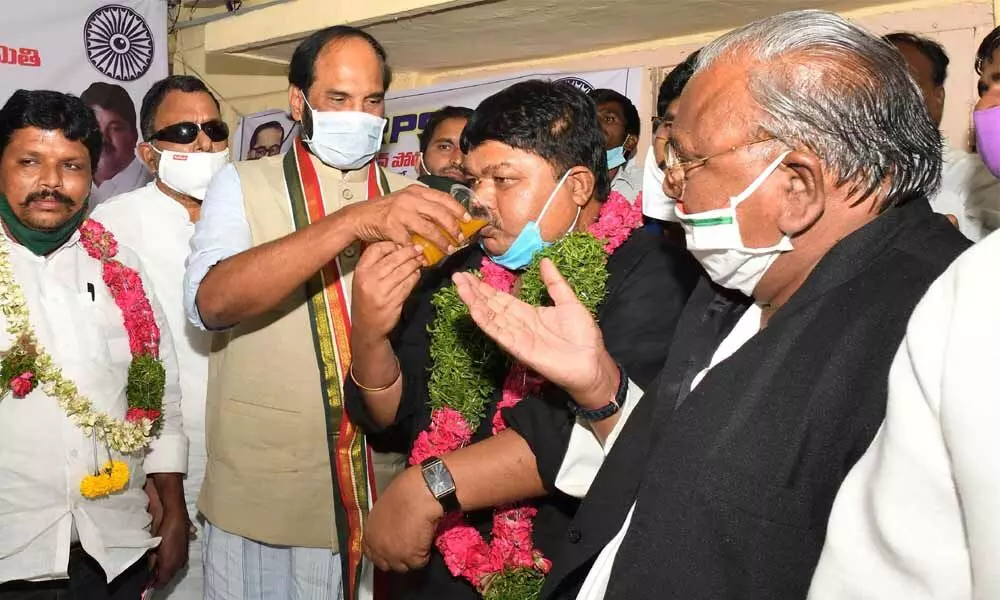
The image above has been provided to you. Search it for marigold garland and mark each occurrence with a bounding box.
[413,192,642,599]
[0,219,166,499]
[80,460,130,499]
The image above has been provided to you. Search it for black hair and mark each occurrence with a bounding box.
[288,25,392,95]
[587,88,640,138]
[139,75,221,141]
[250,120,285,147]
[976,26,1000,75]
[0,89,102,173]
[884,32,949,86]
[461,79,610,201]
[418,106,473,153]
[657,49,701,117]
[80,81,136,135]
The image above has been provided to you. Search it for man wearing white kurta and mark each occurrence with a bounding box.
[0,90,188,596]
[808,230,1000,599]
[93,74,230,600]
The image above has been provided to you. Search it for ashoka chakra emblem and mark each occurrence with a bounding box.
[84,5,154,82]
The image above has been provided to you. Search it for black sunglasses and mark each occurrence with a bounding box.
[149,119,229,144]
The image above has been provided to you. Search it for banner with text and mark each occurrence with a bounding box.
[381,67,643,177]
[0,1,168,203]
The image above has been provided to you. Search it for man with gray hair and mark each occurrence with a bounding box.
[365,9,970,600]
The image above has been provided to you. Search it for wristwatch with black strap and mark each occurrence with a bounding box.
[420,456,461,513]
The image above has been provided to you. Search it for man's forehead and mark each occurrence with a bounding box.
[432,117,467,141]
[465,141,542,172]
[91,105,128,124]
[7,126,89,155]
[313,38,384,92]
[154,90,219,127]
[674,61,756,151]
[597,101,625,116]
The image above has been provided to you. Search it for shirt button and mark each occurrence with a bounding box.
[343,245,358,258]
[567,527,582,544]
[342,189,354,200]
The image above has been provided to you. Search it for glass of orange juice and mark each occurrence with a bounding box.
[413,184,490,266]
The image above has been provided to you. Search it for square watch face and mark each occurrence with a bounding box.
[424,462,454,496]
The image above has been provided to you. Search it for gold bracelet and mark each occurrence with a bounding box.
[349,359,401,393]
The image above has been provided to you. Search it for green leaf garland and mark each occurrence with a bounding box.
[426,232,610,437]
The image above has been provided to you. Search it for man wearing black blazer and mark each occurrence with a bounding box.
[446,9,970,600]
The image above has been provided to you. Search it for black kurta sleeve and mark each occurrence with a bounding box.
[502,232,701,490]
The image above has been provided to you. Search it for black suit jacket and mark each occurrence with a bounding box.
[541,198,971,600]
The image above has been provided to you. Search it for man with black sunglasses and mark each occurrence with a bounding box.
[91,74,228,599]
[182,25,469,600]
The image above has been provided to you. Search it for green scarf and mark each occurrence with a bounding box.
[0,194,88,256]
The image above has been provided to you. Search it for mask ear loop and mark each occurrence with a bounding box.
[731,150,791,207]
[535,169,577,238]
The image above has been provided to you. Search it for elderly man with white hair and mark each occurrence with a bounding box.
[393,9,970,600]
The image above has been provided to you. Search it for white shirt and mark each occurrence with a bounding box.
[92,183,211,542]
[609,158,642,204]
[183,164,251,331]
[0,229,186,585]
[808,231,1000,600]
[558,304,763,600]
[931,147,1000,242]
[90,158,154,208]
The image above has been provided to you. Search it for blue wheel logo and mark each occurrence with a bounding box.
[84,5,154,82]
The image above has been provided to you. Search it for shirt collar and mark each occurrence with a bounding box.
[1,223,81,260]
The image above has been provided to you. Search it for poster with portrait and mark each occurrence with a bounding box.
[0,1,168,204]
[232,108,299,161]
[380,67,643,178]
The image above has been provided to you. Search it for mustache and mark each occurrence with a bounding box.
[25,190,75,207]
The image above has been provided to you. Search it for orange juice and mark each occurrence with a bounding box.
[412,218,489,266]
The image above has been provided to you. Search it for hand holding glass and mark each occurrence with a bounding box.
[412,184,490,266]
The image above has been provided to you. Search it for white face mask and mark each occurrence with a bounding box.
[640,150,678,222]
[153,148,229,201]
[675,151,793,296]
[302,99,387,171]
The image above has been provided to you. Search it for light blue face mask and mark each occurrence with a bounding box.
[486,170,579,270]
[606,145,627,170]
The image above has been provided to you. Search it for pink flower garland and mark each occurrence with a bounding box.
[79,220,162,426]
[415,192,641,594]
[587,191,643,253]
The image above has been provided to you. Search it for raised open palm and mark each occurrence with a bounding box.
[452,259,608,398]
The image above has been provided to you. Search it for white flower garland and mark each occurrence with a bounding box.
[0,238,154,454]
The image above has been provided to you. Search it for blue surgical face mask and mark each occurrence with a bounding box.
[607,145,627,170]
[486,170,578,270]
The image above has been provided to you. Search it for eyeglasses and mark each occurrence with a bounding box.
[664,137,778,197]
[248,144,281,159]
[149,119,230,144]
